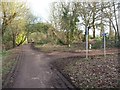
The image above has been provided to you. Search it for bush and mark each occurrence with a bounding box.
[56,39,65,45]
[92,36,118,49]
[92,37,103,49]
[106,39,116,48]
[115,41,120,48]
[37,39,50,45]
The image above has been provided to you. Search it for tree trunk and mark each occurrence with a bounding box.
[1,19,6,39]
[109,19,112,39]
[88,28,90,49]
[113,2,119,40]
[100,3,104,37]
[66,30,70,47]
[92,10,95,39]
[12,33,16,48]
[93,25,95,38]
[83,27,86,42]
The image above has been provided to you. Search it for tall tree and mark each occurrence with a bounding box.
[104,2,119,43]
[51,2,79,47]
[1,1,30,49]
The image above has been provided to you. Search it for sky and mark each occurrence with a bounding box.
[27,0,60,22]
[27,0,70,22]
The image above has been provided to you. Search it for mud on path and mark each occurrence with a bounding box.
[8,44,74,88]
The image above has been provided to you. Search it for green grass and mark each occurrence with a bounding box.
[0,51,9,76]
[2,58,17,78]
[1,50,15,81]
[0,51,10,59]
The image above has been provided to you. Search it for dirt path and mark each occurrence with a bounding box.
[7,44,119,88]
[46,48,119,59]
[11,44,74,88]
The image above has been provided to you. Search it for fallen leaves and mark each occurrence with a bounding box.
[53,54,119,88]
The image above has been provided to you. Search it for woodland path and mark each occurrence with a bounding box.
[11,44,74,88]
[9,44,119,88]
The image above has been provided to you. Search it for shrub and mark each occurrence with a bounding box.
[92,37,103,49]
[37,39,50,45]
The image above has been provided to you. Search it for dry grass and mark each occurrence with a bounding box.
[35,43,85,53]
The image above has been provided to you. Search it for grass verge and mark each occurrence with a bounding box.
[2,48,20,86]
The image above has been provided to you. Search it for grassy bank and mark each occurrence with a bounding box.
[0,51,10,76]
[2,48,20,84]
[2,51,13,79]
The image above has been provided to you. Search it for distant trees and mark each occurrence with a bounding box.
[50,1,120,47]
[1,1,120,50]
[27,22,57,44]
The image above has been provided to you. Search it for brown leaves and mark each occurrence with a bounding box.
[53,54,119,88]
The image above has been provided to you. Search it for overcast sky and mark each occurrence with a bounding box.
[28,0,50,22]
[27,0,72,22]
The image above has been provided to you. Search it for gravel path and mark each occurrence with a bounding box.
[11,44,74,88]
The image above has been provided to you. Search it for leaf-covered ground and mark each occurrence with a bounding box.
[52,54,119,88]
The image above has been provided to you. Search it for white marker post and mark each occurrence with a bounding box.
[102,33,107,57]
[86,27,88,59]
[104,33,106,57]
